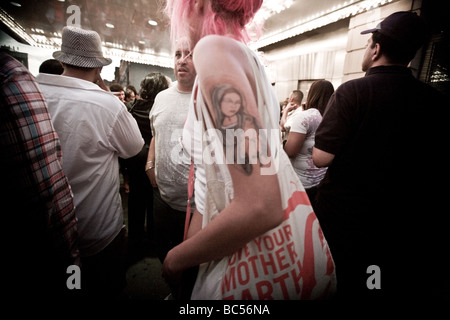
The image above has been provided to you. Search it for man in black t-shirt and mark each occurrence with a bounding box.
[313,11,448,300]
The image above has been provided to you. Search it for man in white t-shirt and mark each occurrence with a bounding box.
[146,41,197,270]
[280,89,304,142]
[37,26,144,298]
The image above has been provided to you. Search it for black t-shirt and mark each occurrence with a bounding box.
[314,65,448,298]
[316,65,445,213]
[129,98,154,146]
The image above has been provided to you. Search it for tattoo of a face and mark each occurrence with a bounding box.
[211,84,260,176]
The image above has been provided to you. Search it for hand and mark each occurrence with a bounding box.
[146,167,157,187]
[162,248,183,288]
[95,69,110,91]
[122,174,130,193]
[123,181,130,194]
[285,102,297,112]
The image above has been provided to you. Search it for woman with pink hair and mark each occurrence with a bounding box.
[162,0,336,300]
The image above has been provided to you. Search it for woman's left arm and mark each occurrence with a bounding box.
[162,35,284,284]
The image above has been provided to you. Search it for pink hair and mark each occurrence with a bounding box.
[165,0,262,48]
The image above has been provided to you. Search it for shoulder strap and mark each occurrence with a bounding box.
[184,161,195,241]
[184,85,199,241]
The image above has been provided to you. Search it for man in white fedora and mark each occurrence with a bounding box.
[36,26,144,298]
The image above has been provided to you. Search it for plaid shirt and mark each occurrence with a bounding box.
[0,52,79,266]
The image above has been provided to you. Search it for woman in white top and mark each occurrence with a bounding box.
[162,0,336,300]
[283,80,334,206]
[162,0,284,289]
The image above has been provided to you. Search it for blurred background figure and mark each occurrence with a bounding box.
[39,58,64,75]
[110,83,126,103]
[125,84,138,108]
[283,80,334,207]
[121,72,170,262]
[280,89,304,142]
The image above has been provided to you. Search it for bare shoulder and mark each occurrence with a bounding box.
[195,35,242,53]
[194,35,247,67]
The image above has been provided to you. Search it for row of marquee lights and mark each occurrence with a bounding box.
[249,0,395,50]
[1,0,394,68]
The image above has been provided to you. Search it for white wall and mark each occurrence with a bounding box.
[262,0,421,103]
[263,20,349,103]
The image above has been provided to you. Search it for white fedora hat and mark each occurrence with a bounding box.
[53,26,112,68]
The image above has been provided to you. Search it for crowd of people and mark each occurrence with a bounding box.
[1,0,448,302]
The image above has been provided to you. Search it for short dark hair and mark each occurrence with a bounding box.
[126,85,137,95]
[291,90,304,104]
[39,59,64,75]
[371,31,419,65]
[109,83,124,92]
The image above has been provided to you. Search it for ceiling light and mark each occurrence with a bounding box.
[10,2,22,7]
[148,19,158,26]
[253,0,294,23]
[106,23,115,29]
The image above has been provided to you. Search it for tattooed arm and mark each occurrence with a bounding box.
[162,35,283,284]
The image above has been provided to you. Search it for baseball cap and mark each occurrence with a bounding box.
[361,11,428,52]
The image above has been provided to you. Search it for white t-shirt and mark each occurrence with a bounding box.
[149,85,193,211]
[36,73,144,256]
[284,108,327,189]
[282,107,302,143]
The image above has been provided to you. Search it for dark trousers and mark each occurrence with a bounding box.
[153,187,185,264]
[122,146,153,241]
[127,168,153,241]
[80,227,128,299]
[153,188,198,299]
